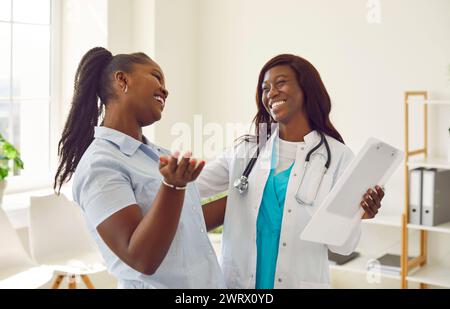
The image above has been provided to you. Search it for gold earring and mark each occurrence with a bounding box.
[124,85,128,94]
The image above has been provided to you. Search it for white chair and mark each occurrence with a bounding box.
[0,207,54,289]
[28,194,106,289]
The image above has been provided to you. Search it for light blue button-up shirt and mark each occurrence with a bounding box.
[72,126,226,288]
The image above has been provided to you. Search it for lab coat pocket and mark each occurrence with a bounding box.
[304,174,333,217]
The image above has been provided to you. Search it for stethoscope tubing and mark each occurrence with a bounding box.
[235,132,331,194]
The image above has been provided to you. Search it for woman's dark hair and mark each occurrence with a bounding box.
[245,54,344,144]
[54,47,151,193]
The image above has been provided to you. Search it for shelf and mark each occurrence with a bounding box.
[407,264,450,288]
[407,157,450,170]
[362,213,402,227]
[407,221,450,234]
[329,254,401,280]
[402,91,450,289]
[407,99,450,105]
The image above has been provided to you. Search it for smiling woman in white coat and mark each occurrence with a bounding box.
[196,54,385,289]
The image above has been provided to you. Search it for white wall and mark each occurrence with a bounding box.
[151,0,199,152]
[69,0,194,149]
[60,0,108,129]
[129,0,156,58]
[107,0,156,57]
[107,0,132,54]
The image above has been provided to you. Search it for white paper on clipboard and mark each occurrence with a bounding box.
[300,137,404,247]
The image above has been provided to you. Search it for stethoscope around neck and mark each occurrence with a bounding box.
[233,131,332,206]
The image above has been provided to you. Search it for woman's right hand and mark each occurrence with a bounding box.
[159,151,205,188]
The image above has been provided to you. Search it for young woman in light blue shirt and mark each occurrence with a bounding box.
[54,47,226,289]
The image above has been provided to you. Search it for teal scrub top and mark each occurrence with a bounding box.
[255,142,294,289]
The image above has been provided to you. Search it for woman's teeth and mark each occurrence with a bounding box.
[271,100,286,109]
[154,96,165,107]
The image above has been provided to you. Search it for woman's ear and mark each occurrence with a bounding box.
[114,71,128,94]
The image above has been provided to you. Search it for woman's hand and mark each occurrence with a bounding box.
[361,185,385,219]
[159,151,205,188]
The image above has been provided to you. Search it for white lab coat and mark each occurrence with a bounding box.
[197,129,361,289]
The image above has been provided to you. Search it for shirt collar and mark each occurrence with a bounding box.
[94,126,153,157]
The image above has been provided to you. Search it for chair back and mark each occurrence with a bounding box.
[28,194,99,264]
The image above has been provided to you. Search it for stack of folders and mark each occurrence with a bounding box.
[328,250,360,266]
[409,168,450,226]
[368,254,412,276]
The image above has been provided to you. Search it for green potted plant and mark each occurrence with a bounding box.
[0,133,24,205]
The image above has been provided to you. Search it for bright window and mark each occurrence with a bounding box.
[0,0,52,183]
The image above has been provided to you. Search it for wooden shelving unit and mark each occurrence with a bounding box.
[402,91,450,289]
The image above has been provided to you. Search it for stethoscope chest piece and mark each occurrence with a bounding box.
[233,175,249,194]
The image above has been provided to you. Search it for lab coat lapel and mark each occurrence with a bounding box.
[247,128,279,211]
[303,130,327,158]
[286,130,324,200]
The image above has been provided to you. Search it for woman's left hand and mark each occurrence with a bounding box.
[361,185,385,219]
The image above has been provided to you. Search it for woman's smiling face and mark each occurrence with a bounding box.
[127,60,169,126]
[261,64,305,124]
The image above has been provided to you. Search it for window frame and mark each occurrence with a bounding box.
[3,0,61,194]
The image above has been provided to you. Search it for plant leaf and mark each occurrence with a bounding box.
[0,134,24,177]
[0,167,8,180]
[14,157,24,169]
[3,143,18,159]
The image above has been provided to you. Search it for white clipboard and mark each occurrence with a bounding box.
[300,137,404,247]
